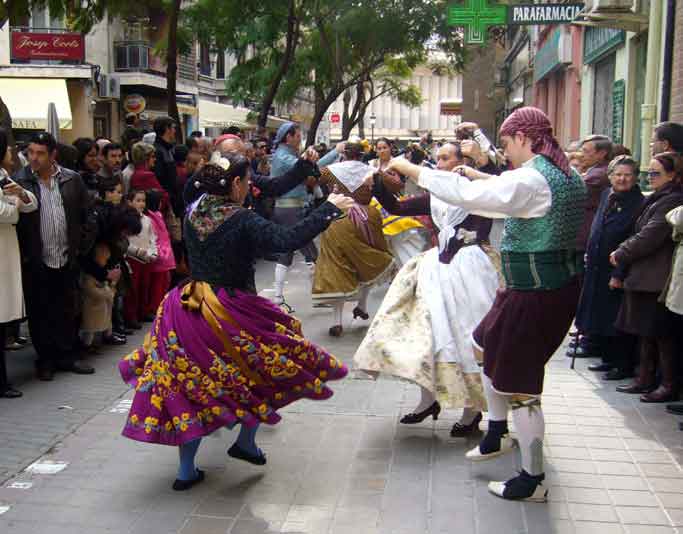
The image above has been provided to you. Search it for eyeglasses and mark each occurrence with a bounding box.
[647,171,662,178]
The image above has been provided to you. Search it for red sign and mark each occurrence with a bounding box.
[329,113,340,123]
[11,31,85,62]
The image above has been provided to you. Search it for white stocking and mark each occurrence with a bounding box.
[333,302,344,327]
[274,264,288,298]
[511,398,545,476]
[482,373,509,421]
[357,286,370,312]
[412,385,436,413]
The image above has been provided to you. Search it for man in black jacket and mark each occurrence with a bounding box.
[153,116,183,218]
[14,132,97,380]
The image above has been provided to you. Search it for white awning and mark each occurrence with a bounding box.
[0,78,73,129]
[197,99,252,129]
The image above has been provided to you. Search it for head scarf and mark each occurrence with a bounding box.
[213,133,240,147]
[499,106,570,175]
[274,121,297,147]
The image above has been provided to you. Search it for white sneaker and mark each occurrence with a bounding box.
[465,434,517,462]
[488,476,548,503]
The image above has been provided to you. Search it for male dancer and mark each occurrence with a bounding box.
[387,107,585,502]
[270,122,341,309]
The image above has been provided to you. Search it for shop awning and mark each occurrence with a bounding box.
[0,78,73,129]
[197,99,252,129]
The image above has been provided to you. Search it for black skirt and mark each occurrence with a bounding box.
[473,277,581,395]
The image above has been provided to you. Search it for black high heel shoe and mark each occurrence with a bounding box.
[353,307,369,320]
[400,401,441,424]
[450,412,483,437]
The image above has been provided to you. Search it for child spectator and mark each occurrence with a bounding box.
[80,243,116,353]
[124,190,157,328]
[145,190,176,315]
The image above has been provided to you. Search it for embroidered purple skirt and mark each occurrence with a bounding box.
[473,277,580,395]
[119,282,348,445]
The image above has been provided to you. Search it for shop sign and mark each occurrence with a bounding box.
[11,31,85,62]
[612,79,625,145]
[447,1,583,44]
[440,100,463,116]
[329,113,340,123]
[123,94,146,114]
[534,27,572,83]
[508,3,584,25]
[584,27,625,65]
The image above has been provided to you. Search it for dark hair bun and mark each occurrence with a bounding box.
[194,153,250,195]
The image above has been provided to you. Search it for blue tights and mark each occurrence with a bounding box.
[176,422,261,480]
[177,438,202,481]
[226,421,261,455]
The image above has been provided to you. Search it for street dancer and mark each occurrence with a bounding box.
[384,107,585,502]
[270,122,341,310]
[355,142,501,437]
[312,142,395,336]
[119,154,352,490]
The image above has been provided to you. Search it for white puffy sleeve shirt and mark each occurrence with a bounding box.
[417,159,552,220]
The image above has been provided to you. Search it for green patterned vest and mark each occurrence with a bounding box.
[501,155,586,290]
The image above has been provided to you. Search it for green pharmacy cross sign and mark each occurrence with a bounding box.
[448,0,507,45]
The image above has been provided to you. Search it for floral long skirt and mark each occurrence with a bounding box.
[119,281,348,446]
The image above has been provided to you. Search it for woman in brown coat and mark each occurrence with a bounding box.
[611,152,683,402]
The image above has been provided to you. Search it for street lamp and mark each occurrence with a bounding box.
[369,112,376,143]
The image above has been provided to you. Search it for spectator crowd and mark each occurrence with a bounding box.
[2,115,683,438]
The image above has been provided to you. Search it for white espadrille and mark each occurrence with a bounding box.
[465,434,517,462]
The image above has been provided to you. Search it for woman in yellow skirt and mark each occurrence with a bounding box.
[312,143,394,336]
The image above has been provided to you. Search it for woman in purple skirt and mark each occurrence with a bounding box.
[119,154,353,490]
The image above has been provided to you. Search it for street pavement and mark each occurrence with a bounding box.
[1,258,683,534]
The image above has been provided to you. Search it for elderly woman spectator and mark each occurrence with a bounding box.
[0,128,38,398]
[611,152,683,402]
[575,156,644,380]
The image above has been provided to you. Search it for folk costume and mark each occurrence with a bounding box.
[311,159,394,336]
[119,159,348,490]
[354,175,501,434]
[414,108,585,502]
[270,122,339,309]
[368,158,429,267]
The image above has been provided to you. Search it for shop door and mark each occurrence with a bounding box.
[592,54,616,136]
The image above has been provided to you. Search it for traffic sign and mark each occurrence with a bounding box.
[330,113,340,123]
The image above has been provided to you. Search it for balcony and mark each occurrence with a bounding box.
[114,40,196,82]
[114,41,151,71]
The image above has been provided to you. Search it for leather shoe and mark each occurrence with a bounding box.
[37,367,54,381]
[566,346,597,358]
[616,382,655,394]
[588,363,613,372]
[666,403,683,415]
[57,361,95,375]
[603,368,634,381]
[1,386,23,398]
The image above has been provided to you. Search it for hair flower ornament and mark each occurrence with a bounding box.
[209,151,231,171]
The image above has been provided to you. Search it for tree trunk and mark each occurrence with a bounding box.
[258,0,299,128]
[307,89,342,147]
[358,115,365,139]
[341,89,353,139]
[166,0,182,142]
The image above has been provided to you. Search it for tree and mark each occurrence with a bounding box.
[277,0,465,146]
[185,0,307,129]
[340,58,423,140]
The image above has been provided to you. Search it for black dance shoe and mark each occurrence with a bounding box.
[400,401,441,424]
[666,403,683,416]
[352,307,369,320]
[172,469,205,491]
[450,412,483,437]
[228,444,267,465]
[488,470,548,502]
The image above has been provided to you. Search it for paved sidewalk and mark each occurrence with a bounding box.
[1,260,682,533]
